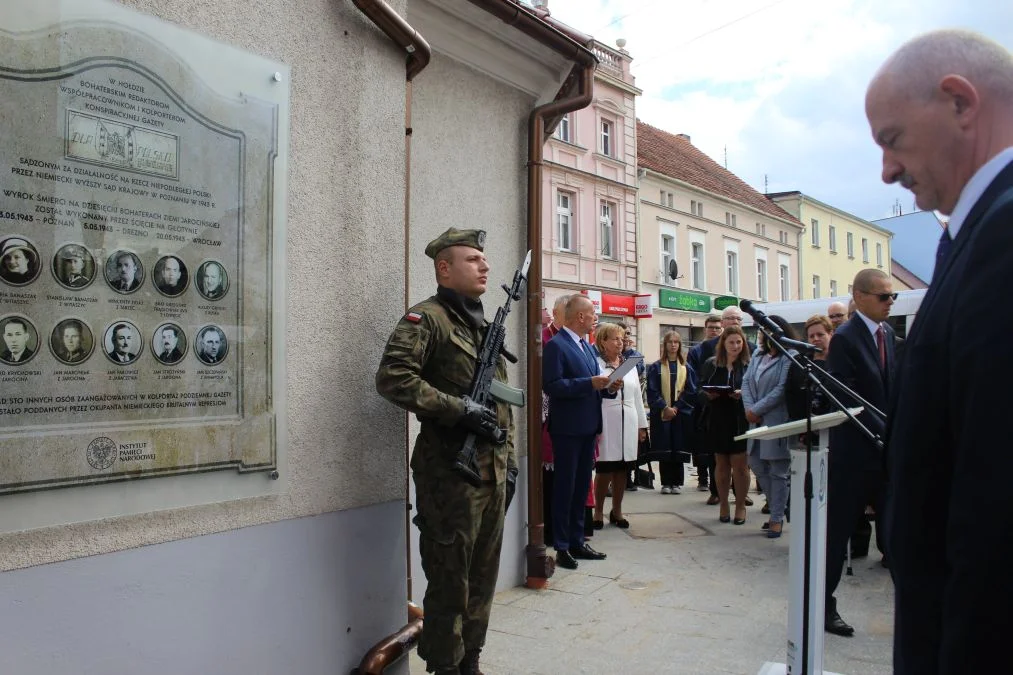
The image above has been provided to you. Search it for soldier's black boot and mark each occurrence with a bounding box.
[459,649,484,675]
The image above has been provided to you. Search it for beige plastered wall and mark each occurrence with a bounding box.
[0,0,410,571]
[407,52,532,454]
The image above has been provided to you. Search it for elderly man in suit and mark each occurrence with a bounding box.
[542,294,620,570]
[823,268,896,637]
[866,29,1013,673]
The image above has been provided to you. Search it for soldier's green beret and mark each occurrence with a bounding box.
[424,228,487,259]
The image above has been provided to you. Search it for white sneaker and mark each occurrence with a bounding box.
[660,486,672,495]
[671,485,682,494]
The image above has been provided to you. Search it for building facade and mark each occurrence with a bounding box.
[769,192,894,300]
[0,1,589,673]
[541,38,644,335]
[636,121,804,353]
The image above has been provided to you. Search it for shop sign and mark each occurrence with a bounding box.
[658,288,711,312]
[713,295,739,310]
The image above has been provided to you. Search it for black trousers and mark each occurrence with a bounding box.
[826,461,885,604]
[659,459,685,487]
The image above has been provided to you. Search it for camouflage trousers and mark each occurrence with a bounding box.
[413,471,506,672]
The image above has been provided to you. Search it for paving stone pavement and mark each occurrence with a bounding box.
[411,471,894,675]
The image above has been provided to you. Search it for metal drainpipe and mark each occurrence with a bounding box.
[464,0,598,589]
[351,1,430,672]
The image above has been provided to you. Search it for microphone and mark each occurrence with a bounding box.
[739,299,783,336]
[739,299,822,354]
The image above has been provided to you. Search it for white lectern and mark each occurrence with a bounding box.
[736,408,862,675]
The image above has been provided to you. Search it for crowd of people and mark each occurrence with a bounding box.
[540,283,894,632]
[377,29,1013,675]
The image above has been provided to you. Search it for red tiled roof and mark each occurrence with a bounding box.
[637,120,801,225]
[891,259,928,289]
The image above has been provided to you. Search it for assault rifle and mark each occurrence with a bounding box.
[453,250,530,487]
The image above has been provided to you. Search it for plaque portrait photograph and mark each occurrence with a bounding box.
[152,322,186,366]
[52,243,96,290]
[194,324,227,365]
[0,236,42,286]
[0,0,287,513]
[153,255,189,298]
[103,320,142,366]
[104,250,144,294]
[0,314,39,366]
[195,260,229,300]
[50,318,94,365]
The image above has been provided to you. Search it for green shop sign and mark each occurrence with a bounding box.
[658,289,711,312]
[713,296,739,310]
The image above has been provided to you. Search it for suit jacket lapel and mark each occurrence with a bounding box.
[563,334,595,376]
[910,161,1013,344]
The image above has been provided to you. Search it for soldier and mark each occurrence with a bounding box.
[376,228,517,675]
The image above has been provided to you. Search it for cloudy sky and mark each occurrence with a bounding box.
[536,0,1013,222]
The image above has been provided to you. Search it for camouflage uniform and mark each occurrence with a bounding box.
[375,229,516,674]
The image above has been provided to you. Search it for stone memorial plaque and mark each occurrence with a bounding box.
[0,0,288,512]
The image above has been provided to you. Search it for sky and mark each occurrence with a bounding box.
[534,0,1013,223]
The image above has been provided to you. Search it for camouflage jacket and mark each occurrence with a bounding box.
[376,293,516,483]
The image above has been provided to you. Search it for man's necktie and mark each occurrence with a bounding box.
[580,339,596,370]
[876,325,886,370]
[933,228,953,282]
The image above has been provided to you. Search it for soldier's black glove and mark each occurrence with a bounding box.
[459,396,503,442]
[505,466,519,512]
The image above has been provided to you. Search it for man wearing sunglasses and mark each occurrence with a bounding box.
[823,268,897,638]
[866,29,1013,674]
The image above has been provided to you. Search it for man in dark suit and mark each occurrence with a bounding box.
[1,318,34,364]
[865,29,1013,673]
[542,294,619,570]
[107,323,138,364]
[823,268,896,637]
[155,325,185,364]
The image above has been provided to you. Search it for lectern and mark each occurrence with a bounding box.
[736,408,863,675]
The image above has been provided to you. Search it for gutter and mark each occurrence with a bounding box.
[351,1,430,672]
[465,0,598,588]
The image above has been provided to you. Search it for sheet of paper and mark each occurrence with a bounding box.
[606,356,643,386]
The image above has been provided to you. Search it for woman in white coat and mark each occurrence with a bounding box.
[592,322,648,529]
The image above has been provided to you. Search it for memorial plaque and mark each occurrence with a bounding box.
[0,0,288,511]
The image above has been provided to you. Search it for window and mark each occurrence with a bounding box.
[779,231,788,244]
[848,283,853,293]
[601,119,612,157]
[600,201,615,258]
[756,222,766,237]
[660,189,665,204]
[756,259,768,301]
[847,232,855,258]
[724,241,740,295]
[667,192,674,208]
[812,274,821,298]
[556,114,571,143]
[556,191,573,251]
[660,190,674,208]
[829,225,837,252]
[862,238,869,263]
[725,212,737,227]
[690,199,704,217]
[811,219,820,247]
[691,241,705,290]
[876,242,883,267]
[830,279,838,296]
[661,232,675,285]
[778,259,790,302]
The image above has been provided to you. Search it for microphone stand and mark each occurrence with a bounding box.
[752,325,884,675]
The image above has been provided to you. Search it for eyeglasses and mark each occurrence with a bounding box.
[868,292,898,302]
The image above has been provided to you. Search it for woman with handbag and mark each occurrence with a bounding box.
[646,330,698,494]
[697,326,751,524]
